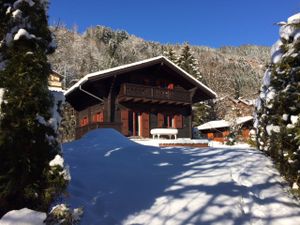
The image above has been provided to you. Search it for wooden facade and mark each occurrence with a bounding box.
[48,70,64,90]
[65,56,216,139]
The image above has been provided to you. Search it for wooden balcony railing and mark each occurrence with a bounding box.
[118,83,191,104]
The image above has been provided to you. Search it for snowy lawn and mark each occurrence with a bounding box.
[62,129,300,225]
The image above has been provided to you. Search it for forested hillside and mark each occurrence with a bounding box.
[48,25,270,98]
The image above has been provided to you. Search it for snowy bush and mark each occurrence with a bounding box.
[0,208,46,225]
[44,204,83,225]
[225,132,237,146]
[255,13,300,193]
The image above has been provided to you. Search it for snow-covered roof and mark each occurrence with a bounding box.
[197,116,253,130]
[236,116,253,125]
[237,98,256,106]
[197,120,231,130]
[48,86,64,92]
[64,56,217,99]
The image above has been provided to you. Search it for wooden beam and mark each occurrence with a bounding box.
[133,98,142,102]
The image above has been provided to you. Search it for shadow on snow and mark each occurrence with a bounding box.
[62,129,300,225]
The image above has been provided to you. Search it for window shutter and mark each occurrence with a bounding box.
[80,116,88,126]
[94,112,103,122]
[141,112,150,138]
[121,109,129,136]
[157,113,164,128]
[174,114,183,129]
[168,83,174,90]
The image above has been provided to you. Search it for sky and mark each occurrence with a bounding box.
[49,0,300,48]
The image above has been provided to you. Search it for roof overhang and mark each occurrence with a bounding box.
[197,116,253,131]
[65,56,217,102]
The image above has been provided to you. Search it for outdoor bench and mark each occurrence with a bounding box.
[150,128,178,139]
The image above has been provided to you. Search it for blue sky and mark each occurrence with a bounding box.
[49,0,300,48]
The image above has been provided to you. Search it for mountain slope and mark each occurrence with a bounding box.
[48,25,270,98]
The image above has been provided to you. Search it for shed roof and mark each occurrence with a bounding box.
[197,116,253,130]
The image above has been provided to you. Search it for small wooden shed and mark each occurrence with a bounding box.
[197,116,253,143]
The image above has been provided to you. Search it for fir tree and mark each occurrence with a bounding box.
[192,100,217,127]
[177,43,202,80]
[163,46,177,63]
[59,102,76,143]
[0,0,67,215]
[176,43,210,127]
[255,13,300,193]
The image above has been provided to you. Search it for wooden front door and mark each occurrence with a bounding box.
[123,110,149,137]
[128,111,140,136]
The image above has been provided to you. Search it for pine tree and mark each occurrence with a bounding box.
[177,43,202,80]
[192,100,217,127]
[163,46,177,63]
[176,43,210,127]
[59,102,76,142]
[0,0,67,215]
[255,13,300,193]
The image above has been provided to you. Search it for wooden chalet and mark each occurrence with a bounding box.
[65,56,217,139]
[48,70,64,90]
[197,116,253,143]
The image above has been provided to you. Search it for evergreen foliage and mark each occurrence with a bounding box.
[59,102,76,143]
[176,43,212,126]
[192,101,217,127]
[255,13,300,193]
[163,46,177,62]
[225,121,242,145]
[50,25,268,98]
[0,0,67,215]
[176,43,202,80]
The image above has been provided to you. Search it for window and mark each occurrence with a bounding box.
[163,114,173,128]
[159,114,175,128]
[93,112,104,122]
[214,132,223,138]
[128,111,140,136]
[200,132,208,139]
[167,83,174,90]
[80,116,88,127]
[158,113,183,128]
[156,79,168,88]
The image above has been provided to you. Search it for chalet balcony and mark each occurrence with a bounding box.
[118,83,191,105]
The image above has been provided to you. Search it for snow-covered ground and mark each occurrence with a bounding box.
[132,138,209,147]
[58,128,300,225]
[0,208,46,225]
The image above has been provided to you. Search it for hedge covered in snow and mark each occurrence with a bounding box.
[255,13,300,193]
